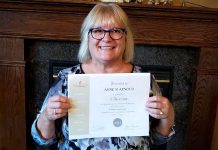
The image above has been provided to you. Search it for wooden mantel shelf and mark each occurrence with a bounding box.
[0,0,218,46]
[0,1,218,150]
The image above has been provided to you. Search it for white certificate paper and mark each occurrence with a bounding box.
[68,73,150,140]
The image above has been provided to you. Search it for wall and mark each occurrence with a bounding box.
[173,0,218,8]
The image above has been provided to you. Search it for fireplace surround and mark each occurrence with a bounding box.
[0,1,218,150]
[25,41,196,150]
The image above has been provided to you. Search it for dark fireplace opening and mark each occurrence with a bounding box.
[25,40,198,150]
[49,60,174,100]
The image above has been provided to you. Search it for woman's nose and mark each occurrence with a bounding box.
[102,32,112,41]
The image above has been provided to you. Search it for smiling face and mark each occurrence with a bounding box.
[78,3,134,64]
[88,20,126,64]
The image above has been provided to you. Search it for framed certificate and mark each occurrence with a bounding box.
[68,73,150,139]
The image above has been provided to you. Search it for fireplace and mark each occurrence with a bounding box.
[0,1,218,150]
[49,60,174,99]
[25,40,197,150]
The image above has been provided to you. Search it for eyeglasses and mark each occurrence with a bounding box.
[89,28,126,40]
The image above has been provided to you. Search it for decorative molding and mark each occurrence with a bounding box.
[0,1,218,46]
[0,60,25,67]
[197,69,218,75]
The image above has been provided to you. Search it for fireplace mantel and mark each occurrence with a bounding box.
[0,1,218,150]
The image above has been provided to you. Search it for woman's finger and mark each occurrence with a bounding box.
[146,100,162,109]
[47,96,71,109]
[146,96,171,119]
[146,107,167,119]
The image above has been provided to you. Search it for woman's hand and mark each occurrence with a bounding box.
[145,96,175,136]
[37,95,71,140]
[43,95,72,121]
[145,96,173,119]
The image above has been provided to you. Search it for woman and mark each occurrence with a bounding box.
[31,3,175,150]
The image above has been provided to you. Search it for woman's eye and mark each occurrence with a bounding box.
[93,29,103,33]
[112,29,121,33]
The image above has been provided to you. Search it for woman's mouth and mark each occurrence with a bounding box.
[99,46,115,50]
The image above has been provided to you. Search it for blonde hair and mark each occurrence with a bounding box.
[78,3,134,63]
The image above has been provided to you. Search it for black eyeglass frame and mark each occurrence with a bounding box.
[89,28,126,40]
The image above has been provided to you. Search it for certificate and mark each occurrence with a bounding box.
[68,73,150,140]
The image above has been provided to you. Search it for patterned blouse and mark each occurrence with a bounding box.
[31,64,172,150]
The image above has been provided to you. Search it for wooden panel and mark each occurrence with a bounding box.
[185,47,218,150]
[0,65,26,150]
[198,47,218,70]
[186,74,218,150]
[0,10,83,41]
[211,105,218,150]
[0,38,25,150]
[197,47,218,76]
[129,17,218,46]
[0,38,24,60]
